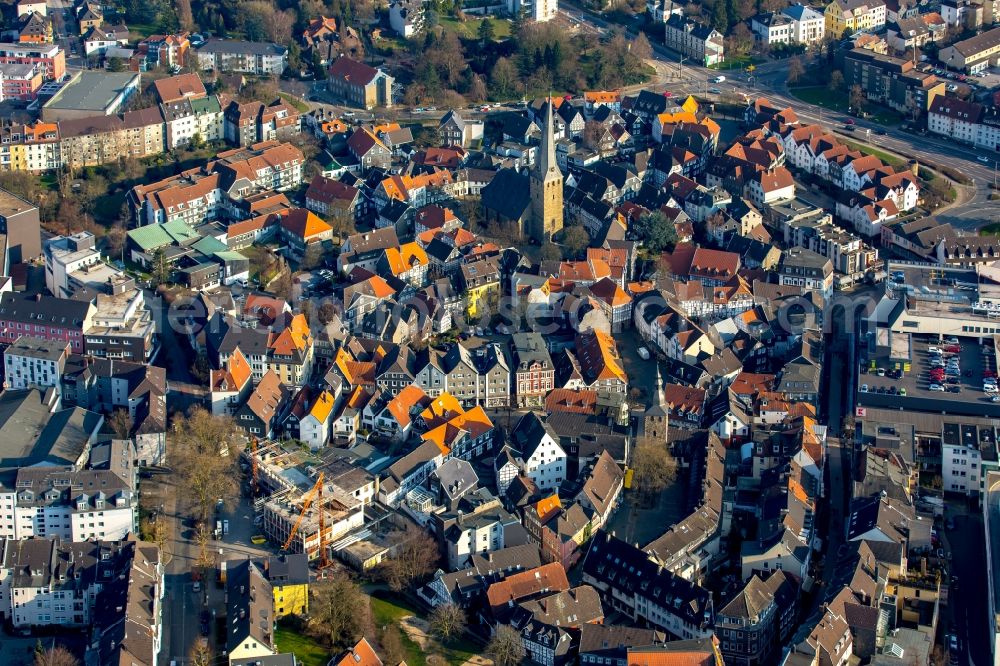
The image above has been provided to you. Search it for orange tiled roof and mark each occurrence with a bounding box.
[384,242,428,276]
[309,390,336,423]
[535,494,562,522]
[386,384,430,428]
[269,313,312,356]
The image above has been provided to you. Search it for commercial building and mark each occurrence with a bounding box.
[194,39,288,75]
[41,71,141,122]
[939,26,1000,73]
[842,49,944,117]
[327,57,394,110]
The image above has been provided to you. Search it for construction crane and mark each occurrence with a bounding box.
[250,438,260,496]
[280,473,331,568]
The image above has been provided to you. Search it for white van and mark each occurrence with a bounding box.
[711,75,726,83]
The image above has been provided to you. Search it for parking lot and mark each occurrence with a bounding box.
[859,334,1000,408]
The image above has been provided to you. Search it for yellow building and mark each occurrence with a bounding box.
[262,553,310,617]
[266,313,314,387]
[462,256,501,319]
[825,0,886,38]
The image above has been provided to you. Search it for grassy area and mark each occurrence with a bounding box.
[790,85,847,112]
[279,93,310,113]
[370,593,480,666]
[439,16,512,40]
[790,86,902,125]
[127,23,158,39]
[841,138,905,168]
[709,55,760,71]
[274,622,330,666]
[983,222,1000,233]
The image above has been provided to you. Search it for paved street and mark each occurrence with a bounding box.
[946,503,991,666]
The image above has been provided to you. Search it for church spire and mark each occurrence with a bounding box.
[536,94,558,180]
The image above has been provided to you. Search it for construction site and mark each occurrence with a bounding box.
[243,439,384,562]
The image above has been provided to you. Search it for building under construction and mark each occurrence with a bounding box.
[244,440,377,561]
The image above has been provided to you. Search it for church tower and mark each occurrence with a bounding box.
[643,368,670,444]
[528,97,563,244]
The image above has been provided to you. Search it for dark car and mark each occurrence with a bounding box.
[199,610,211,635]
[874,128,887,135]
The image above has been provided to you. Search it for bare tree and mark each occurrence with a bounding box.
[110,408,132,439]
[175,0,195,32]
[378,525,440,591]
[34,644,79,666]
[429,603,466,642]
[308,573,370,648]
[170,408,243,520]
[188,642,212,666]
[630,437,678,497]
[486,625,525,666]
[787,57,805,86]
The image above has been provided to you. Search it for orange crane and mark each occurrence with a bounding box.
[250,438,259,495]
[280,473,331,568]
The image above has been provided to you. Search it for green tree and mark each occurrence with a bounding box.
[711,0,728,33]
[151,248,171,286]
[634,211,678,253]
[539,242,562,262]
[478,17,496,43]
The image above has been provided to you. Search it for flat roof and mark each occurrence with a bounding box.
[0,188,34,218]
[859,333,1000,417]
[43,71,139,112]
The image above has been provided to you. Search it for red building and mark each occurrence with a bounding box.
[0,292,93,353]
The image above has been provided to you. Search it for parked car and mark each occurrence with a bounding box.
[638,346,650,360]
[929,383,945,391]
[860,384,869,392]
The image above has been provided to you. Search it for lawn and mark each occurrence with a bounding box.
[370,593,481,666]
[279,93,310,113]
[790,86,903,125]
[841,138,905,169]
[440,16,512,40]
[982,222,1000,234]
[275,622,330,666]
[790,85,848,112]
[709,55,760,71]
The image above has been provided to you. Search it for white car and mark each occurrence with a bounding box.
[860,384,869,392]
[929,384,945,391]
[638,346,651,360]
[928,346,942,354]
[986,385,999,393]
[991,395,1000,402]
